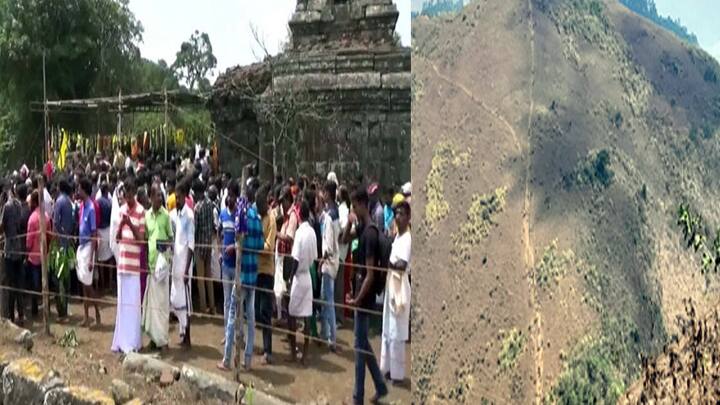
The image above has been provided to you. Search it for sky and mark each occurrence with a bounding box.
[130,0,411,83]
[654,0,720,61]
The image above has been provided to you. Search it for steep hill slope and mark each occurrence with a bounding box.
[411,0,720,403]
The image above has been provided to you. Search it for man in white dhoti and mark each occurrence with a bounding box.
[111,178,145,353]
[380,200,411,384]
[76,178,101,327]
[288,200,318,364]
[142,184,173,350]
[170,178,194,348]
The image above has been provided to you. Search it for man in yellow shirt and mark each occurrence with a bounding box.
[166,177,176,211]
[255,183,276,364]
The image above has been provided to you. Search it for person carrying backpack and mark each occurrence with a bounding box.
[342,188,388,405]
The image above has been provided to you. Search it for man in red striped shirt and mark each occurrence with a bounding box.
[111,177,146,353]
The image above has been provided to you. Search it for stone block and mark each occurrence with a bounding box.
[374,52,410,72]
[2,358,64,405]
[336,72,382,90]
[381,72,411,90]
[180,365,242,404]
[0,318,33,351]
[335,54,375,73]
[307,0,328,10]
[290,10,323,24]
[43,386,114,405]
[242,387,292,405]
[121,353,180,383]
[365,4,398,18]
[110,379,134,404]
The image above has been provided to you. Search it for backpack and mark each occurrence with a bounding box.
[367,223,392,297]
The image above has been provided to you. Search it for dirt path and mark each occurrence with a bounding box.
[523,0,542,403]
[13,297,410,404]
[425,58,523,154]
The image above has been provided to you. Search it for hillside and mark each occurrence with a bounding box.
[411,0,720,403]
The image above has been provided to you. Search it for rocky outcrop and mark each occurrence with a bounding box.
[43,386,114,405]
[121,353,180,384]
[110,379,134,404]
[1,358,63,405]
[621,299,720,403]
[180,365,242,404]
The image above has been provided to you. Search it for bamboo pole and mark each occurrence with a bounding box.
[164,87,168,162]
[38,177,50,335]
[43,52,48,164]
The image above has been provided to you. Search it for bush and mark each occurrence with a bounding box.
[550,343,625,405]
[704,67,718,83]
[498,328,526,372]
[564,149,614,190]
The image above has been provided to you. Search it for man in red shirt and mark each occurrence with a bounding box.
[26,191,51,317]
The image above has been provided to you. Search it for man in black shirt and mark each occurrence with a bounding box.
[343,188,388,404]
[0,181,25,325]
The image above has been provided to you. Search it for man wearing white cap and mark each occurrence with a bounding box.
[401,182,411,204]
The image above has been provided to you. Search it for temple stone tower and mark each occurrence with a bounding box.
[210,0,410,186]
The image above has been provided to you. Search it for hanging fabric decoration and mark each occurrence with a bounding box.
[58,129,69,170]
[176,128,185,147]
[142,130,149,154]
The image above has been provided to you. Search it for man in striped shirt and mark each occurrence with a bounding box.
[111,177,145,353]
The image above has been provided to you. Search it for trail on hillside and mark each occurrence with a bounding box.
[426,59,522,154]
[524,0,542,403]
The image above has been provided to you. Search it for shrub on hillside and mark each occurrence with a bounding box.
[498,328,526,372]
[563,149,614,190]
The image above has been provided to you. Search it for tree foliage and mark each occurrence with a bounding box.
[172,30,217,91]
[0,0,144,166]
[0,0,212,170]
[412,0,464,18]
[620,0,698,45]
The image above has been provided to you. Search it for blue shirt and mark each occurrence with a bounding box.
[53,193,75,249]
[240,204,264,286]
[97,196,112,229]
[384,205,394,232]
[78,199,96,246]
[220,208,237,268]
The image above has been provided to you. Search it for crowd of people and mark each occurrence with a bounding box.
[0,143,412,404]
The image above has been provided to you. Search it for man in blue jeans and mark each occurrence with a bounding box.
[319,180,340,351]
[218,181,238,350]
[218,178,264,372]
[343,188,388,404]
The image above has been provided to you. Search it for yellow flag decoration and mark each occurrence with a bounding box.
[176,129,185,147]
[57,129,68,170]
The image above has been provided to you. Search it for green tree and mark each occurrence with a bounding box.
[172,30,217,92]
[0,0,143,166]
[132,58,180,93]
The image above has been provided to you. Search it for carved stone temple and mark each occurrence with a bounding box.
[209,0,410,186]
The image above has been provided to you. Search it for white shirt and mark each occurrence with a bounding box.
[43,188,53,216]
[390,231,411,275]
[292,222,318,274]
[338,202,350,261]
[171,204,195,276]
[321,210,340,279]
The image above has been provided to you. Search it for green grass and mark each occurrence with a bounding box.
[536,240,575,291]
[423,141,471,234]
[451,187,507,266]
[498,328,526,372]
[547,339,625,405]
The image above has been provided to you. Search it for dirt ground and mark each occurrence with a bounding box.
[4,295,410,404]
